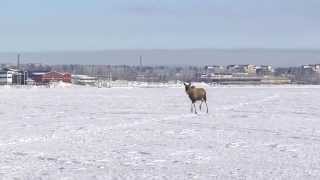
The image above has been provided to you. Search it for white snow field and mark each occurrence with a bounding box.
[0,85,320,179]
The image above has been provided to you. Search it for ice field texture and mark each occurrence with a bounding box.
[0,86,320,179]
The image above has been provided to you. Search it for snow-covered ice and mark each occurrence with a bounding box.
[0,85,320,179]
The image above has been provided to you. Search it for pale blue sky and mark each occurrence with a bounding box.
[1,0,320,52]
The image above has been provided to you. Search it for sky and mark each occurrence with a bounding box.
[0,0,320,65]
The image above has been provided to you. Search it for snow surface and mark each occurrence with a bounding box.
[0,85,320,179]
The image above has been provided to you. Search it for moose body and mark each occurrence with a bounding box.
[184,83,208,114]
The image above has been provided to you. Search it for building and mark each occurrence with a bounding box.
[227,64,257,75]
[31,71,71,84]
[200,73,262,84]
[0,70,14,85]
[256,65,274,76]
[313,64,320,73]
[206,66,226,74]
[71,75,98,86]
[0,68,27,85]
[200,64,288,84]
[302,64,320,74]
[243,64,257,74]
[226,65,242,73]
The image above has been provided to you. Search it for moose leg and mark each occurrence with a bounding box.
[205,101,209,113]
[199,100,203,111]
[193,103,197,114]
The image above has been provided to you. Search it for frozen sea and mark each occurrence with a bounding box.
[0,85,320,179]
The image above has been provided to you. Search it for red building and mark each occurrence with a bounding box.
[32,71,71,84]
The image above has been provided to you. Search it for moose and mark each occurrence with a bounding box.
[184,82,208,114]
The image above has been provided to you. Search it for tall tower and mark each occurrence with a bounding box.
[140,55,143,67]
[17,53,21,70]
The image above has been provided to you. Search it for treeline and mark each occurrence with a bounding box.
[18,64,320,84]
[20,64,203,82]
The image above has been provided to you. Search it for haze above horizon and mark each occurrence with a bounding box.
[1,49,320,67]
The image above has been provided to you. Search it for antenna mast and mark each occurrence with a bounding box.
[17,53,21,70]
[139,55,143,67]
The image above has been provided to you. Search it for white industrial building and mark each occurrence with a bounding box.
[0,70,14,84]
[0,68,27,85]
[71,75,98,86]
